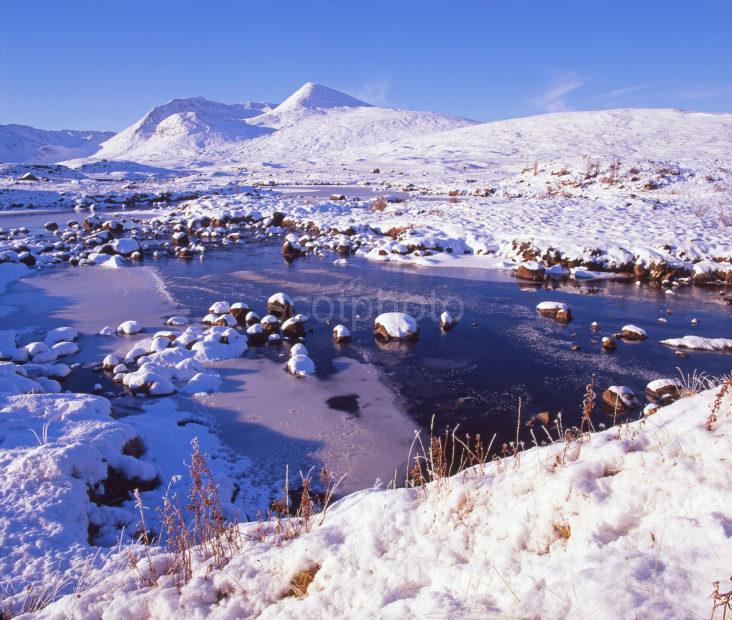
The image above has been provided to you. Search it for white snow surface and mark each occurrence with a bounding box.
[660,335,732,351]
[33,386,732,619]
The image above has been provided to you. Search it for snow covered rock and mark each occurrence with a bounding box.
[536,301,572,322]
[117,320,142,335]
[101,354,119,370]
[52,341,79,357]
[246,323,267,346]
[267,292,294,319]
[374,312,420,342]
[440,311,457,331]
[229,302,251,325]
[515,261,545,282]
[290,343,308,357]
[601,337,617,352]
[44,326,78,345]
[333,324,351,343]
[646,378,681,401]
[166,315,189,326]
[286,353,316,377]
[602,385,640,412]
[282,315,307,340]
[111,237,142,257]
[621,324,648,341]
[208,301,231,315]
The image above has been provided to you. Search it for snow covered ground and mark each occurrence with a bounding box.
[16,384,731,619]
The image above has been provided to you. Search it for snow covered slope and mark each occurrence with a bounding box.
[0,125,113,164]
[35,385,732,619]
[372,108,732,174]
[74,83,476,169]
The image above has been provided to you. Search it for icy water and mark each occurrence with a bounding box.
[156,241,732,442]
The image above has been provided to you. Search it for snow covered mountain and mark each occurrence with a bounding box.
[0,125,114,164]
[79,82,476,169]
[92,97,276,165]
[6,83,728,176]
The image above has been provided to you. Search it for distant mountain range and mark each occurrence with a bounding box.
[1,82,730,174]
[0,125,114,165]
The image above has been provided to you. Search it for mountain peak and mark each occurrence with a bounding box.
[272,82,371,114]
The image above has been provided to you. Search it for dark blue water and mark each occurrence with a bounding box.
[155,241,732,444]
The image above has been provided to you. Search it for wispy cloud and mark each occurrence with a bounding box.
[597,84,652,100]
[528,70,585,113]
[353,80,391,106]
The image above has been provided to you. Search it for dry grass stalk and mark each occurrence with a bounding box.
[710,577,732,619]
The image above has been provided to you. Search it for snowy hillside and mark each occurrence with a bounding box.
[0,125,113,164]
[72,82,476,169]
[372,108,732,175]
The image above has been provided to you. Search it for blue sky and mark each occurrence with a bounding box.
[1,0,730,130]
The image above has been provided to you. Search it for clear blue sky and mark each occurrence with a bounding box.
[1,0,730,130]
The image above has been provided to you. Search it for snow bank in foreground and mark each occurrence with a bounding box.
[37,386,731,619]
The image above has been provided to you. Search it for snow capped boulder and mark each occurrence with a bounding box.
[287,354,316,377]
[282,315,307,340]
[25,342,57,364]
[333,324,351,344]
[98,254,127,269]
[44,327,78,345]
[267,292,294,319]
[117,320,142,335]
[536,301,572,322]
[601,336,617,352]
[229,302,251,325]
[213,313,237,327]
[515,261,545,282]
[440,311,457,331]
[646,378,681,402]
[260,314,281,334]
[52,341,79,357]
[102,354,119,370]
[191,328,247,362]
[290,343,308,357]
[281,238,304,259]
[122,362,176,395]
[172,231,189,246]
[374,312,420,343]
[246,323,267,346]
[98,325,116,336]
[602,386,639,412]
[245,310,260,326]
[166,316,189,327]
[111,238,142,257]
[208,301,231,315]
[621,325,648,341]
